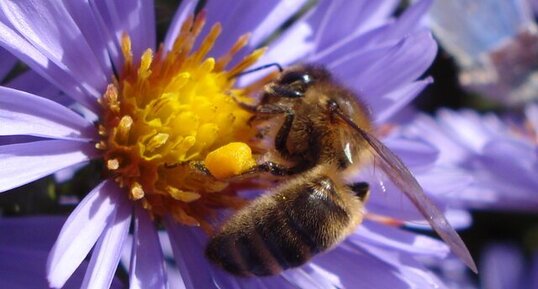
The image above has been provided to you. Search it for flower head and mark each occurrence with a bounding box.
[428,0,538,105]
[402,104,538,211]
[0,0,470,288]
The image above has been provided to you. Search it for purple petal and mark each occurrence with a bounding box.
[6,70,68,104]
[334,31,437,101]
[310,243,448,289]
[62,1,114,75]
[307,0,399,53]
[481,244,523,289]
[164,0,197,51]
[203,0,307,61]
[0,48,17,81]
[377,0,432,41]
[164,219,217,289]
[81,193,131,289]
[351,221,450,258]
[0,86,96,140]
[436,109,502,153]
[0,140,97,192]
[239,21,315,86]
[47,180,120,288]
[281,267,335,289]
[0,21,99,112]
[0,0,110,97]
[129,205,167,289]
[91,0,156,61]
[401,113,470,165]
[373,78,433,124]
[417,167,475,200]
[382,135,439,167]
[0,216,65,252]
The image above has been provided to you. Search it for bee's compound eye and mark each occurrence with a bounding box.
[280,71,313,86]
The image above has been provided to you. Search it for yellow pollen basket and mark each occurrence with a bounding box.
[98,13,269,230]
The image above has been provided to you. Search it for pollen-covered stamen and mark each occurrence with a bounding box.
[98,13,271,230]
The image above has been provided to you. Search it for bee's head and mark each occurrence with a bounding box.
[268,65,330,98]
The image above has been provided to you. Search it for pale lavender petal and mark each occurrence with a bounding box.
[373,78,434,124]
[0,0,109,97]
[335,31,436,100]
[47,180,120,288]
[310,243,448,289]
[377,0,432,42]
[481,244,523,289]
[308,0,398,53]
[129,205,167,289]
[0,86,96,140]
[91,0,156,61]
[62,0,113,75]
[203,0,307,60]
[164,0,197,51]
[382,136,438,167]
[54,162,88,183]
[0,140,97,192]
[239,20,315,86]
[0,47,16,81]
[164,219,216,289]
[81,193,131,289]
[417,167,475,199]
[436,109,503,153]
[350,221,450,258]
[360,243,450,289]
[401,113,470,165]
[281,268,334,289]
[0,21,99,112]
[6,69,68,104]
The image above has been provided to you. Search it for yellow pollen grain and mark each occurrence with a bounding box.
[204,142,257,179]
[130,182,145,200]
[107,158,120,170]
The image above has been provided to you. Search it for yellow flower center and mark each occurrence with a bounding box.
[96,14,271,231]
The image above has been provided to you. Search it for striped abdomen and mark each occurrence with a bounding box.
[205,170,366,276]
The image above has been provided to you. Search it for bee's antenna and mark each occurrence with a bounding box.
[232,63,283,78]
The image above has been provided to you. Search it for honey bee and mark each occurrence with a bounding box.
[204,65,477,276]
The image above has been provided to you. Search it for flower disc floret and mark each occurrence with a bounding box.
[97,14,265,229]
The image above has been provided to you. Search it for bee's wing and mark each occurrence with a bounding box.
[335,110,477,273]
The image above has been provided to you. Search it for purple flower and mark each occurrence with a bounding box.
[428,0,538,105]
[481,243,538,289]
[401,105,538,211]
[0,0,469,288]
